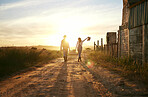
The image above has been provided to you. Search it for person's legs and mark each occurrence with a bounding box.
[63,50,66,62]
[78,46,82,62]
[79,52,82,61]
[78,52,81,62]
[63,50,68,62]
[65,50,68,61]
[78,51,80,62]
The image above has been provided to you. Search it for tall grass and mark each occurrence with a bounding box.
[0,47,62,78]
[88,51,148,84]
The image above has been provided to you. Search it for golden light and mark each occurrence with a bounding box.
[60,32,79,48]
[44,33,78,48]
[58,17,87,33]
[56,17,88,47]
[44,16,92,48]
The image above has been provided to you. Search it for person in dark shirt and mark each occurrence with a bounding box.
[60,35,70,62]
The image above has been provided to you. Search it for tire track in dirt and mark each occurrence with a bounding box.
[82,54,148,96]
[68,61,102,97]
[2,54,146,97]
[0,59,64,97]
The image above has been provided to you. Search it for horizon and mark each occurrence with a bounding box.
[0,0,123,47]
[0,45,94,51]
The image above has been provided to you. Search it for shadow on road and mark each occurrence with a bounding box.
[49,62,68,97]
[80,61,148,96]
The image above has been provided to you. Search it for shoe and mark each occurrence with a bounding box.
[64,56,66,62]
[80,57,82,61]
[66,56,67,62]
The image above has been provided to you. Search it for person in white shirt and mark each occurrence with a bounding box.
[60,35,70,62]
[76,37,90,62]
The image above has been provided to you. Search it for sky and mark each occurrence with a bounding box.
[0,0,123,47]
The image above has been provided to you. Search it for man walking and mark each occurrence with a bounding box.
[60,35,70,62]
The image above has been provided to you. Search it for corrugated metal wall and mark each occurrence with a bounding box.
[129,0,148,29]
[146,0,148,24]
[129,26,143,63]
[145,24,148,63]
[128,0,148,64]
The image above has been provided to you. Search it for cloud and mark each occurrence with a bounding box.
[0,0,89,12]
[0,0,122,46]
[0,0,54,11]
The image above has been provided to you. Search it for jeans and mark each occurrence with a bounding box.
[78,46,82,58]
[63,49,68,57]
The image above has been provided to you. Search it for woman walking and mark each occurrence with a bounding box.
[76,37,90,62]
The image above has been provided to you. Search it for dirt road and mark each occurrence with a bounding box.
[0,54,147,97]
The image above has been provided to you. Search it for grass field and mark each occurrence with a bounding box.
[87,51,148,85]
[0,47,62,79]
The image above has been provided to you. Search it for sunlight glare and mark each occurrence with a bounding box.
[45,16,93,48]
[58,17,86,33]
[55,17,89,48]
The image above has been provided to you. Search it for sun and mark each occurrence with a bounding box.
[60,33,79,48]
[56,17,87,47]
[44,33,78,48]
[45,17,90,48]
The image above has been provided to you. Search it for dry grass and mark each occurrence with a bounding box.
[0,47,62,79]
[87,51,148,85]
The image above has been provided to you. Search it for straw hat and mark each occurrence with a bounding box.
[63,35,66,38]
[87,37,91,41]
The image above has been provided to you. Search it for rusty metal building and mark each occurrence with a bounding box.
[118,0,148,64]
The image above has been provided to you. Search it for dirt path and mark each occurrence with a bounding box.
[0,54,147,97]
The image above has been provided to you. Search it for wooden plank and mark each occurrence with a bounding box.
[145,0,148,24]
[142,25,145,65]
[129,0,145,8]
[129,0,148,29]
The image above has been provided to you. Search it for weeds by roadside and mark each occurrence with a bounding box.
[87,51,148,85]
[0,47,62,79]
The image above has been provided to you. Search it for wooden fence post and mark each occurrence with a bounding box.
[101,38,103,50]
[94,42,96,51]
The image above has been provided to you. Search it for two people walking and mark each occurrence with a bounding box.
[60,35,90,62]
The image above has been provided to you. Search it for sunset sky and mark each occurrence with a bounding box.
[0,0,122,47]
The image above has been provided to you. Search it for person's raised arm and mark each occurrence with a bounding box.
[82,37,88,42]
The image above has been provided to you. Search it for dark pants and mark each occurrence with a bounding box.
[63,49,68,62]
[78,46,82,58]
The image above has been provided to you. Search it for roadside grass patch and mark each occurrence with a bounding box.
[0,47,62,79]
[87,51,148,85]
